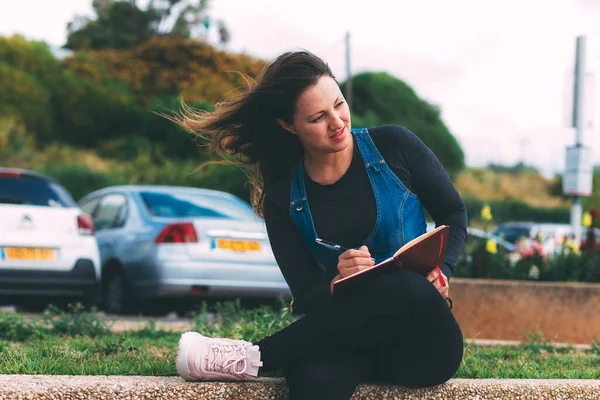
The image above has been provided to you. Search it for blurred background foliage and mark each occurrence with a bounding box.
[1,0,595,224]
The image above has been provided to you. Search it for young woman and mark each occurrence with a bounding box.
[175,50,467,400]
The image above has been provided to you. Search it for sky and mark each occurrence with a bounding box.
[1,0,600,177]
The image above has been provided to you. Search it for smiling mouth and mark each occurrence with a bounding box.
[330,128,345,138]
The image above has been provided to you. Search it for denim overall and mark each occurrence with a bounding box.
[289,128,427,280]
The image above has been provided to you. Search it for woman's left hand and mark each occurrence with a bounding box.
[426,268,449,299]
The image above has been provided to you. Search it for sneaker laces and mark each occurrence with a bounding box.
[202,342,251,375]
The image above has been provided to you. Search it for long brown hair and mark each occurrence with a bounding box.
[175,50,335,217]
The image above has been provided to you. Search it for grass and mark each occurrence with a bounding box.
[0,301,599,378]
[460,344,600,379]
[454,168,568,209]
[0,334,175,375]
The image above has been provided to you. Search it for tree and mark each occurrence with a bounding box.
[64,37,265,106]
[65,0,230,50]
[66,1,157,50]
[0,35,63,140]
[342,72,465,175]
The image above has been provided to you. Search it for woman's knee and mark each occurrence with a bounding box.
[387,347,463,388]
[385,317,464,387]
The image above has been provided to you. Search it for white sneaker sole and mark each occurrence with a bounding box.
[176,331,202,381]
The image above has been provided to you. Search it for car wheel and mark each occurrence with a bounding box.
[104,272,127,315]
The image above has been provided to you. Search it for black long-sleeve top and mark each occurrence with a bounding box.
[264,125,468,314]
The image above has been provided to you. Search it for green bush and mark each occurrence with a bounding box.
[455,235,600,283]
[540,251,600,282]
[0,312,44,342]
[0,36,63,140]
[464,196,570,224]
[454,237,515,279]
[42,163,124,201]
[0,304,111,342]
[197,163,251,202]
[351,111,378,129]
[114,155,251,202]
[44,303,111,338]
[343,72,465,175]
[0,116,36,160]
[191,299,296,343]
[98,135,154,159]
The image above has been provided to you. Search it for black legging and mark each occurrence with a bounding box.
[256,268,464,400]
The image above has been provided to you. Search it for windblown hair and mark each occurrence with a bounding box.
[175,50,335,218]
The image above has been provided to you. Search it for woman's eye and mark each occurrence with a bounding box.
[336,100,346,107]
[311,115,324,123]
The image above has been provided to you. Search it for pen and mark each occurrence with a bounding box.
[315,238,376,262]
[435,265,447,287]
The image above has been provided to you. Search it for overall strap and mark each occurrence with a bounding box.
[352,128,386,171]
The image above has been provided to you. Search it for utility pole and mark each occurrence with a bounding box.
[345,31,352,112]
[563,36,593,245]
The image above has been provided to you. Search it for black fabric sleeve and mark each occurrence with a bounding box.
[263,192,331,314]
[382,126,468,279]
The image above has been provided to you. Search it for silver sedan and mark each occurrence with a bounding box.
[78,185,291,314]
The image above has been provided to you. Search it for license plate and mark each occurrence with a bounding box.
[2,247,55,261]
[215,239,261,252]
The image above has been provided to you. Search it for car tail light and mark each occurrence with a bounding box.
[77,213,95,235]
[0,171,21,178]
[155,222,198,244]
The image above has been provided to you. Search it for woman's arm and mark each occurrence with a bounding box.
[375,125,468,279]
[401,127,468,279]
[263,193,331,314]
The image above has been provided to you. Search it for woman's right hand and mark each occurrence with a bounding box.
[337,245,375,278]
[330,246,374,295]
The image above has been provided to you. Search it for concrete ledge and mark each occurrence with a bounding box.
[1,376,599,400]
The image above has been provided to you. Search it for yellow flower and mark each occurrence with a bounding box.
[564,239,580,255]
[486,239,498,254]
[528,265,540,280]
[583,212,592,227]
[481,205,493,222]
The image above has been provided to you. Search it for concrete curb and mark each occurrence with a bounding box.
[0,376,599,400]
[467,338,593,351]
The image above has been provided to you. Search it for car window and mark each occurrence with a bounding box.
[113,201,128,228]
[80,197,101,215]
[140,191,256,221]
[0,176,76,207]
[493,227,530,243]
[536,226,570,242]
[93,194,128,231]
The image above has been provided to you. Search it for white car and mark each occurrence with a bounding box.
[0,168,101,309]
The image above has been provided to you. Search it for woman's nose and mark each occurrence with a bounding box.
[330,113,344,130]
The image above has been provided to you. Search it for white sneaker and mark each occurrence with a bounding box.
[176,331,263,381]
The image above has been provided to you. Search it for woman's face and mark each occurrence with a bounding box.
[278,75,352,157]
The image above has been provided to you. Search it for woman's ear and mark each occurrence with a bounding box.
[276,118,296,135]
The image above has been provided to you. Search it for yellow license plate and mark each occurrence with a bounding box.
[216,239,261,252]
[5,247,55,261]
